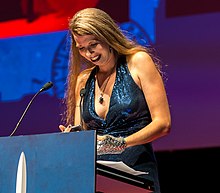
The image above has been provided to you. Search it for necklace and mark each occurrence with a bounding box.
[97,66,115,104]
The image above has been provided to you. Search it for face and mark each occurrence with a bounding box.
[73,34,113,67]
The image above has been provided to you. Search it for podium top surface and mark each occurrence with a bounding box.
[97,162,154,192]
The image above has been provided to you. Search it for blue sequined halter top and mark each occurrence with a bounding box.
[82,56,152,137]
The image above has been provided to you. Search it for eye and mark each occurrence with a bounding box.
[90,42,98,48]
[78,47,85,51]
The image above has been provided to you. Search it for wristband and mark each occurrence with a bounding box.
[97,135,127,155]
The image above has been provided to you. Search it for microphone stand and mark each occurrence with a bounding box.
[64,88,86,132]
[79,88,86,130]
[9,82,53,136]
[10,91,41,136]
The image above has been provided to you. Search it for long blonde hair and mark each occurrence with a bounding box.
[63,8,159,125]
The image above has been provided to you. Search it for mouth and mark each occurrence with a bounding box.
[91,55,101,63]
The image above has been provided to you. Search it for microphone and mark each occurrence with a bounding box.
[39,81,53,92]
[80,88,86,97]
[9,81,53,136]
[67,88,86,132]
[79,88,86,129]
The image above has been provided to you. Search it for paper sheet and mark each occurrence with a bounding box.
[97,160,149,176]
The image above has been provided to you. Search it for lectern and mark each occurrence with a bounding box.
[0,131,154,193]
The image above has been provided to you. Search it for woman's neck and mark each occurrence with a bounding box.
[97,54,118,74]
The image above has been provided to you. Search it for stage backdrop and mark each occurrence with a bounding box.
[0,0,220,151]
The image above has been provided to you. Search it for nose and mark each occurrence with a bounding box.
[85,47,94,57]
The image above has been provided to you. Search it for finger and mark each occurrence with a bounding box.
[97,135,106,140]
[59,125,66,132]
[60,124,72,133]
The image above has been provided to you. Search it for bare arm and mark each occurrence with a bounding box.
[125,51,171,147]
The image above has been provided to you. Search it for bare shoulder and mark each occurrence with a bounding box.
[129,51,155,69]
[76,67,95,88]
[128,51,158,78]
[127,51,163,94]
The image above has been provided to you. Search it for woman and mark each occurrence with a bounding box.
[59,8,171,193]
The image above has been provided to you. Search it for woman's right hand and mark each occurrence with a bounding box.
[59,125,72,132]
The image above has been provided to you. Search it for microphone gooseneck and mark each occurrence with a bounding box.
[79,88,86,129]
[9,81,53,136]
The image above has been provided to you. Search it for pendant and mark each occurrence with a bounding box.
[99,94,104,104]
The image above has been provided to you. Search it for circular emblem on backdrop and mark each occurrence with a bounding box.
[51,33,71,98]
[120,20,152,46]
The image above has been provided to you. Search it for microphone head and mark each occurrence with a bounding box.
[80,88,86,97]
[40,81,53,92]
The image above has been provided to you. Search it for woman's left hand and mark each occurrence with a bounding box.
[97,135,127,155]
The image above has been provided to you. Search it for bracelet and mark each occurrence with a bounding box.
[97,135,127,155]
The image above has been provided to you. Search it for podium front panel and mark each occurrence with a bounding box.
[0,131,96,193]
[96,174,153,193]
